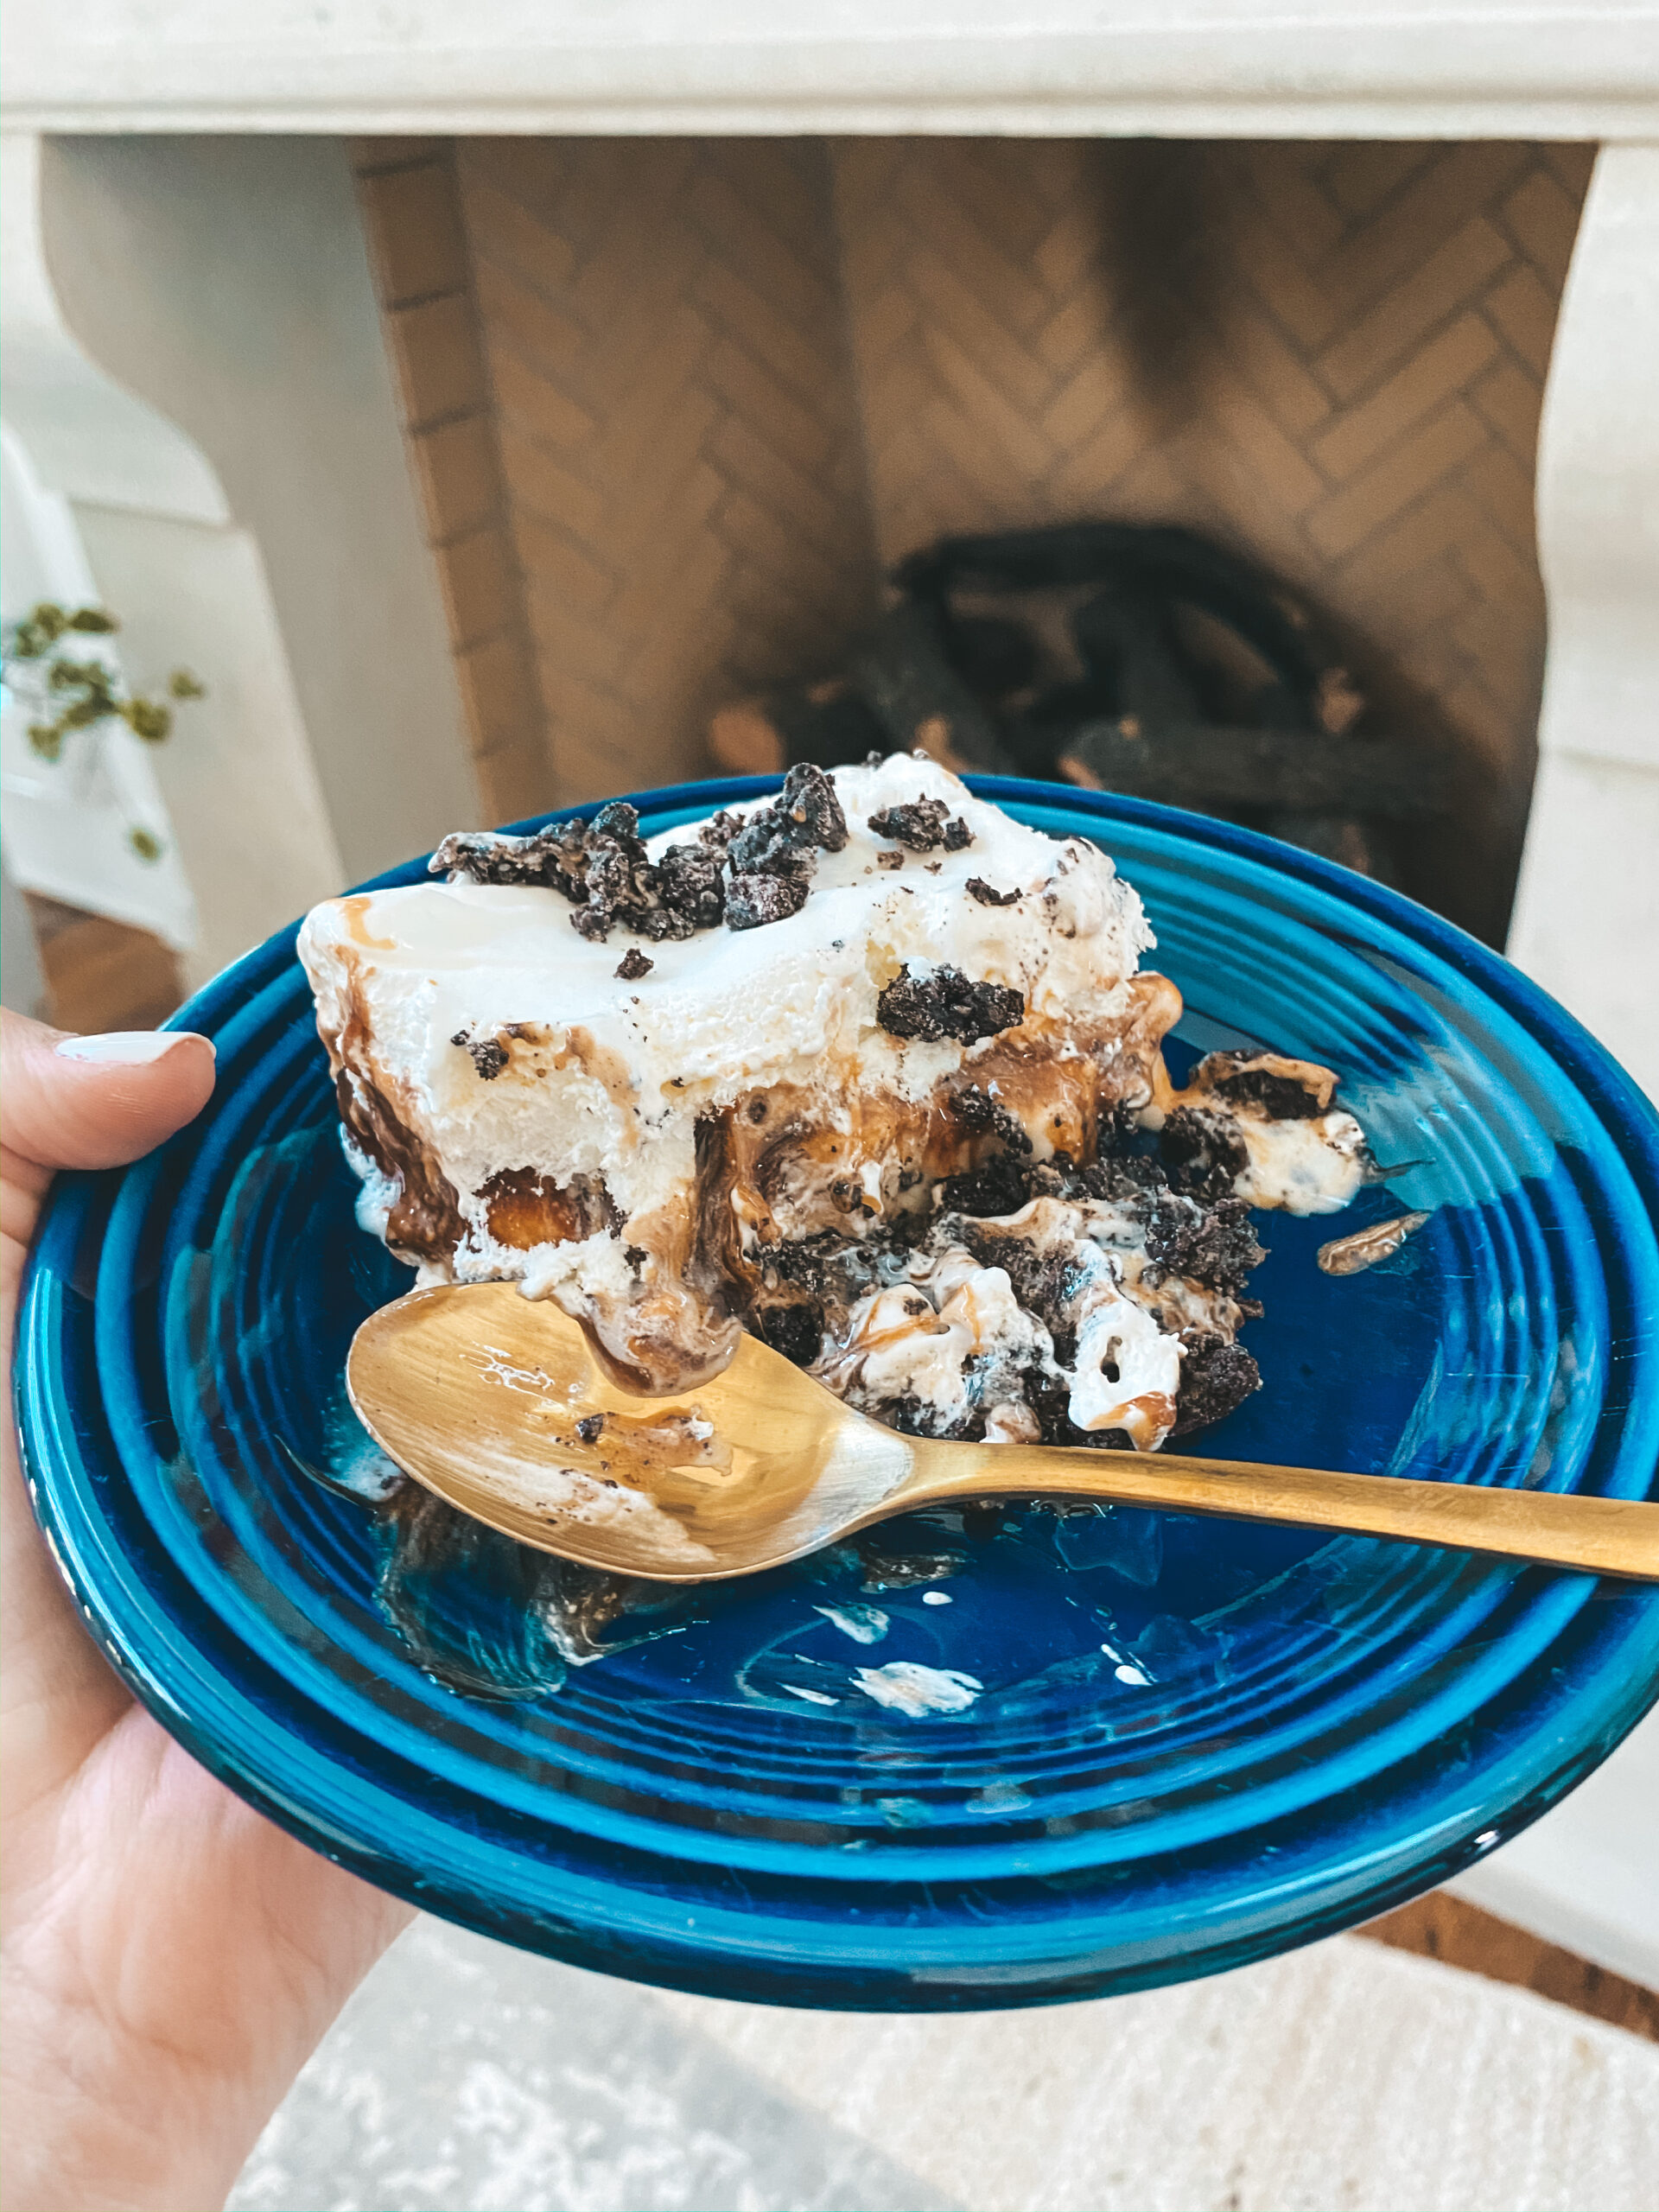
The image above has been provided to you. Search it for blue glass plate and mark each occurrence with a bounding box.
[16,779,1659,2009]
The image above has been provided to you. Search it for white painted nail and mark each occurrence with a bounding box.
[55,1030,213,1065]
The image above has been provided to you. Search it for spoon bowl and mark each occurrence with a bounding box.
[347,1281,1659,1584]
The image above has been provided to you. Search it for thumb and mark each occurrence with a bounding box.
[1,1008,216,1176]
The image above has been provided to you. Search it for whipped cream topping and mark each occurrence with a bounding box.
[302,758,1152,1239]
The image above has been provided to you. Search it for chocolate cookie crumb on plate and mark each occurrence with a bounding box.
[1170,1332,1263,1434]
[966,877,1020,906]
[614,948,653,981]
[1142,1192,1264,1294]
[1159,1104,1251,1202]
[1208,1057,1326,1120]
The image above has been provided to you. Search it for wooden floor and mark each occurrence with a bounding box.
[1361,1894,1657,2042]
[24,893,185,1035]
[22,900,1657,2049]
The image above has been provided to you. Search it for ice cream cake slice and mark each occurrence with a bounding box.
[300,757,1366,1450]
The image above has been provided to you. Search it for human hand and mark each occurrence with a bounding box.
[1,1012,411,2212]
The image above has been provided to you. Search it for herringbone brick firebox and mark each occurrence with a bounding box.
[355,136,1592,945]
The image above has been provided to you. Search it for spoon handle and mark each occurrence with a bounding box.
[903,1446,1659,1580]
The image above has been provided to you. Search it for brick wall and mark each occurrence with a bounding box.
[835,137,1593,939]
[449,138,880,809]
[353,140,552,827]
[357,135,1592,938]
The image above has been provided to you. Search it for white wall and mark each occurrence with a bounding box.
[41,135,481,893]
[1,421,197,947]
[1506,144,1659,1105]
[1,131,481,988]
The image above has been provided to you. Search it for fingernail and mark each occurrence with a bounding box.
[55,1030,213,1065]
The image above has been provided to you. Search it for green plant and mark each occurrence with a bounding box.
[2,601,204,862]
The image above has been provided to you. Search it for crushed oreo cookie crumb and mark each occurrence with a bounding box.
[437,802,730,944]
[451,1030,508,1080]
[1171,1333,1262,1435]
[430,821,587,893]
[656,841,726,931]
[779,760,849,852]
[433,766,938,945]
[876,849,904,870]
[725,815,816,884]
[966,877,1020,906]
[728,762,847,876]
[959,1228,1072,1333]
[868,797,975,853]
[1207,1054,1325,1121]
[876,964,1025,1044]
[614,948,653,981]
[949,1086,1032,1154]
[575,1414,606,1445]
[1142,1193,1264,1293]
[1158,1105,1250,1202]
[726,871,810,931]
[868,800,935,849]
[754,1301,825,1367]
[938,1154,1030,1217]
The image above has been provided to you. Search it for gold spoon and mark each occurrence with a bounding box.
[346,1281,1659,1585]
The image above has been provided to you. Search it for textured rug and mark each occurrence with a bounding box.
[230,1915,1659,2212]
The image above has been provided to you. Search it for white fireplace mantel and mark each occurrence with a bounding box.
[3,0,1659,139]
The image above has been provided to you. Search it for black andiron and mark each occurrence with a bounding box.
[709,521,1452,881]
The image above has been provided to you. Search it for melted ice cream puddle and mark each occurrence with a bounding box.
[815,1603,891,1645]
[854,1661,984,1715]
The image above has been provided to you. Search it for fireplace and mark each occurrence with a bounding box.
[357,134,1592,948]
[3,17,1656,1101]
